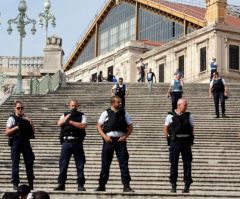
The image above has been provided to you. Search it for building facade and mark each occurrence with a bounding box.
[65,0,240,83]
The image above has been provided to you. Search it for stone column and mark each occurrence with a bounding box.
[205,0,227,24]
[42,35,64,74]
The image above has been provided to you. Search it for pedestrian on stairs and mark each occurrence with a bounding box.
[111,77,128,109]
[5,100,35,191]
[209,72,228,118]
[146,68,156,93]
[95,96,134,192]
[164,99,194,193]
[137,58,145,82]
[54,99,87,191]
[167,73,184,112]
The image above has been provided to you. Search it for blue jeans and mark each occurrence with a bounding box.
[99,138,131,185]
[11,137,34,185]
[58,141,86,185]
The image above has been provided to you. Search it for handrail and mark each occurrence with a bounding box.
[31,70,64,94]
[0,84,15,106]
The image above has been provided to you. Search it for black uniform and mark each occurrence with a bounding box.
[57,111,86,187]
[211,78,225,117]
[167,112,194,187]
[115,84,127,109]
[7,114,35,189]
[98,108,131,187]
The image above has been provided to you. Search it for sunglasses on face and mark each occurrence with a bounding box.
[16,107,24,110]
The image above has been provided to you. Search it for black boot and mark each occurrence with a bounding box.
[171,183,176,193]
[54,184,65,191]
[182,184,190,193]
[29,181,33,190]
[123,184,134,192]
[95,184,106,191]
[78,184,86,191]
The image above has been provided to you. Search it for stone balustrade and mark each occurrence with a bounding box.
[0,56,43,69]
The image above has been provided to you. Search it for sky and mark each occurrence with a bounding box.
[0,0,239,63]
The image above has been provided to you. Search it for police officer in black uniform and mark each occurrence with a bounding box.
[111,77,128,109]
[54,99,87,191]
[209,72,228,118]
[95,96,134,192]
[5,100,35,190]
[164,99,194,193]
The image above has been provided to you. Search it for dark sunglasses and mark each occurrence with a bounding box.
[16,107,24,110]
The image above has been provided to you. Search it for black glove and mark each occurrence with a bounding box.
[70,108,77,115]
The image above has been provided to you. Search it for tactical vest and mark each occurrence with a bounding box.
[168,112,193,139]
[103,108,128,134]
[115,84,126,97]
[10,114,35,139]
[61,111,86,140]
[210,62,217,70]
[173,80,183,92]
[212,78,224,93]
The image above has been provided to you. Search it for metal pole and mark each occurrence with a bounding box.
[16,34,23,93]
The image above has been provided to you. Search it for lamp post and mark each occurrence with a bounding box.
[38,0,56,44]
[7,0,36,94]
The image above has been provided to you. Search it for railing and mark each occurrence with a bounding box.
[0,56,43,69]
[31,70,64,94]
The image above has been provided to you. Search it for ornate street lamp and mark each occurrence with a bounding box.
[38,0,56,44]
[7,0,36,94]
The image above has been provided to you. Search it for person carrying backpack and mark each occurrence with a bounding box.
[111,77,128,109]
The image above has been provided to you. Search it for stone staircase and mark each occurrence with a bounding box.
[0,82,240,199]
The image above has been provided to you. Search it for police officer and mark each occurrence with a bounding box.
[167,73,184,112]
[54,99,87,191]
[164,99,194,193]
[111,77,128,109]
[209,72,228,118]
[210,58,218,82]
[95,96,134,192]
[5,101,35,190]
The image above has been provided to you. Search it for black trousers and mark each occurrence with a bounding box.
[171,92,182,112]
[11,137,34,186]
[58,141,86,185]
[213,91,225,116]
[99,138,131,185]
[169,139,193,185]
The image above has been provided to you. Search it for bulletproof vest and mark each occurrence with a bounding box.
[173,80,182,92]
[61,111,86,140]
[212,78,224,93]
[10,114,34,139]
[168,112,193,138]
[210,62,217,70]
[103,108,128,134]
[115,84,126,97]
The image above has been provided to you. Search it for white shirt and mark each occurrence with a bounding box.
[165,112,194,127]
[6,116,16,128]
[112,84,128,91]
[98,109,132,137]
[210,78,225,88]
